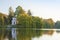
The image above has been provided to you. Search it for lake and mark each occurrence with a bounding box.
[32,29,60,40]
[2,28,60,40]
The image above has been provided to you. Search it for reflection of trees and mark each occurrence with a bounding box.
[0,26,54,40]
[17,28,42,40]
[0,27,12,40]
[42,30,54,35]
[0,26,42,40]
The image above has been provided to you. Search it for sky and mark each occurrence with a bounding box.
[0,0,60,22]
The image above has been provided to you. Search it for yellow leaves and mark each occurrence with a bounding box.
[44,18,54,27]
[47,18,54,25]
[20,13,28,17]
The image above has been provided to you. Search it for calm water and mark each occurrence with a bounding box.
[32,30,60,40]
[2,28,60,40]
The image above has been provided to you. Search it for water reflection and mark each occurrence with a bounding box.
[32,30,60,40]
[1,28,60,40]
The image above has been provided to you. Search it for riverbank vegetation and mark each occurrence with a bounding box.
[0,6,59,40]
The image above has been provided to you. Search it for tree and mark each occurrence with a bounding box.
[27,10,32,16]
[0,13,8,25]
[15,6,25,16]
[8,7,14,24]
[17,13,29,27]
[0,13,4,25]
[54,21,60,29]
[9,7,14,16]
[32,16,42,28]
[43,18,54,28]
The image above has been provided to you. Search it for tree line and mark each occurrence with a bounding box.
[0,6,59,28]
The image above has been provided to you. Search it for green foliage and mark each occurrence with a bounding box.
[8,7,14,24]
[0,13,8,25]
[17,13,42,28]
[42,19,54,28]
[9,7,14,16]
[27,10,32,16]
[54,21,60,28]
[15,6,25,16]
[32,17,42,28]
